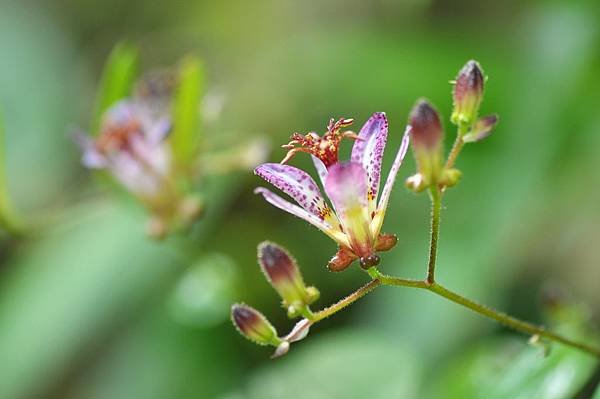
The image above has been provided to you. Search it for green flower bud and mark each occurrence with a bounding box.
[258,242,319,312]
[439,168,462,188]
[231,304,281,346]
[409,99,444,186]
[451,60,485,126]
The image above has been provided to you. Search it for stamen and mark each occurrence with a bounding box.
[279,118,360,167]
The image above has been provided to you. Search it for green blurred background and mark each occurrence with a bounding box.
[1,0,599,398]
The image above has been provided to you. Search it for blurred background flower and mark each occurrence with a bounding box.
[0,0,599,398]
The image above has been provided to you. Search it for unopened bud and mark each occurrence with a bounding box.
[146,216,168,240]
[439,168,462,188]
[177,195,204,223]
[258,242,319,311]
[405,173,427,193]
[231,304,281,346]
[462,114,498,143]
[409,100,444,185]
[451,60,485,126]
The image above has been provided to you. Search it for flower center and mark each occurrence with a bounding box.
[96,117,143,155]
[280,118,360,167]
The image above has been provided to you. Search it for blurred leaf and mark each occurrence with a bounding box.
[91,42,139,134]
[0,111,23,234]
[0,201,183,399]
[170,56,204,167]
[429,326,598,399]
[230,330,422,399]
[168,253,239,328]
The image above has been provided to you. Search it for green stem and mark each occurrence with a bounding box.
[445,123,469,169]
[426,187,442,284]
[310,279,381,323]
[367,269,600,358]
[426,282,600,357]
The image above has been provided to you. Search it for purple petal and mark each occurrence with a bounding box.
[72,131,107,169]
[371,125,410,235]
[324,162,373,256]
[351,112,388,212]
[145,116,172,144]
[255,163,336,224]
[254,187,348,247]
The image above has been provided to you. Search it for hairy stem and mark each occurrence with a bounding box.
[445,123,469,169]
[426,187,442,284]
[367,269,600,358]
[310,279,381,323]
[426,282,600,357]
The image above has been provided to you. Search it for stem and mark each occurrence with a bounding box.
[426,187,442,284]
[445,123,469,169]
[371,270,600,357]
[311,279,381,323]
[428,282,600,357]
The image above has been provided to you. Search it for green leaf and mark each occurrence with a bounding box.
[0,111,23,234]
[91,42,139,134]
[168,254,239,328]
[429,336,598,399]
[170,55,204,166]
[233,330,422,399]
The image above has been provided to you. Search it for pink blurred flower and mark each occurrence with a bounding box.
[75,100,175,210]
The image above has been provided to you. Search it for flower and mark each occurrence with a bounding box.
[75,100,174,207]
[254,113,410,271]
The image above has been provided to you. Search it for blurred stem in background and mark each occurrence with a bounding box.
[0,111,24,236]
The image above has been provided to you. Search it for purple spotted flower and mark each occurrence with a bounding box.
[75,100,175,211]
[254,113,410,271]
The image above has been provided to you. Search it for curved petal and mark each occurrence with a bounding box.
[370,125,411,236]
[255,163,338,226]
[72,131,108,169]
[254,187,349,247]
[351,112,388,213]
[324,162,373,257]
[311,155,328,188]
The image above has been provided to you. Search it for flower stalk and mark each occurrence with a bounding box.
[296,266,600,358]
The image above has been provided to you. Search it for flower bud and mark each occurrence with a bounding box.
[462,114,498,143]
[451,60,485,126]
[231,303,281,346]
[409,99,444,185]
[439,168,462,188]
[405,173,427,193]
[258,242,319,313]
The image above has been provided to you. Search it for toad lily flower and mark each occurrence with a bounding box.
[74,100,200,238]
[254,113,410,271]
[76,100,174,208]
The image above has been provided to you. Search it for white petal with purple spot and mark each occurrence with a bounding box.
[351,112,388,213]
[255,163,337,225]
[371,125,410,236]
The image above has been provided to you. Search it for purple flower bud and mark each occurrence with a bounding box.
[410,100,443,151]
[409,99,444,185]
[462,114,498,143]
[258,242,319,311]
[452,60,485,126]
[231,304,281,346]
